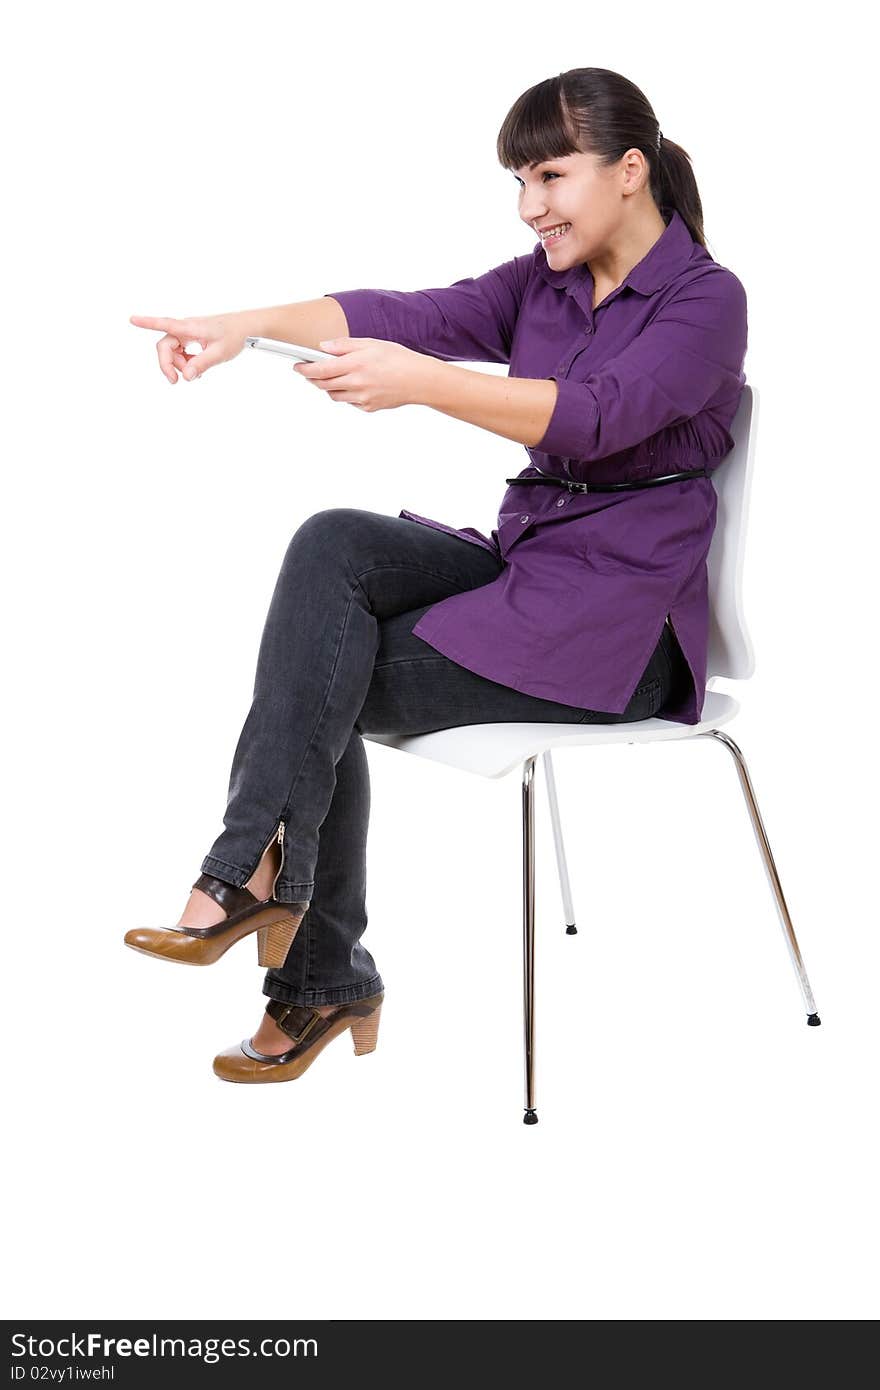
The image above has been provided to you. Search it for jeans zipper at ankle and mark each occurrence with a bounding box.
[271,820,286,899]
[253,819,287,899]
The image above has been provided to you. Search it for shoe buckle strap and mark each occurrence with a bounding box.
[266,999,322,1045]
[192,873,258,914]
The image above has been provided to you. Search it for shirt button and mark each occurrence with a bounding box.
[520,515,530,523]
[556,496,566,507]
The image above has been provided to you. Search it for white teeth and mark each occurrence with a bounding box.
[540,223,570,241]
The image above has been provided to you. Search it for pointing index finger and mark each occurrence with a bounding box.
[129,315,179,333]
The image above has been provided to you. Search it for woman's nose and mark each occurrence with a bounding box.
[519,200,546,229]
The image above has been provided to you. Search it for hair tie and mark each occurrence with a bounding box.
[657,130,664,150]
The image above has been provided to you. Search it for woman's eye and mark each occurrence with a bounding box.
[515,172,559,188]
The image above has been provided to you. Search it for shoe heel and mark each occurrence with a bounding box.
[257,912,304,968]
[350,1002,382,1056]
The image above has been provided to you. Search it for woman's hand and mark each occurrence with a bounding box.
[128,311,251,383]
[293,338,437,412]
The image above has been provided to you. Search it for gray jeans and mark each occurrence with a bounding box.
[200,509,688,1007]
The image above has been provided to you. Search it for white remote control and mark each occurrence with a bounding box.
[245,336,335,362]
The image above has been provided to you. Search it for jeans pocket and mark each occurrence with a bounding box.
[635,675,664,717]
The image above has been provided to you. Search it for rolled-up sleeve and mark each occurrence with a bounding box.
[324,254,531,365]
[534,269,748,466]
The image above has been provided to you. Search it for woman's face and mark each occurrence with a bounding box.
[513,149,640,269]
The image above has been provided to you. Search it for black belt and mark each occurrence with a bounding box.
[504,467,712,494]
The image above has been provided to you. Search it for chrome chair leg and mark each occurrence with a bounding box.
[542,750,577,934]
[700,729,821,1025]
[522,755,538,1124]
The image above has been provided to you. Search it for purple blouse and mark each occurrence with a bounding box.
[327,208,748,724]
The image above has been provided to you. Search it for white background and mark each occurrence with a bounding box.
[3,0,876,1322]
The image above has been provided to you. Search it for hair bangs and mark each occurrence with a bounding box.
[495,76,583,173]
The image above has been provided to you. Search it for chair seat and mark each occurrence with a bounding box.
[364,689,740,780]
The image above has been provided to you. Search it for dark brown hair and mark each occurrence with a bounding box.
[496,68,706,249]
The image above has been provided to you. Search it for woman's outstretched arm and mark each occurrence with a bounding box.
[419,364,558,448]
[243,296,350,348]
[129,298,350,383]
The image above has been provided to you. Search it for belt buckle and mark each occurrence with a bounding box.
[276,1004,321,1045]
[566,479,588,494]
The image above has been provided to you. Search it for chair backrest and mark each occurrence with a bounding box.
[705,383,758,683]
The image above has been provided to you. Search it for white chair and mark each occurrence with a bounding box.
[366,386,820,1124]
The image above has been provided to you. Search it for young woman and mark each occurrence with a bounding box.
[126,67,747,1085]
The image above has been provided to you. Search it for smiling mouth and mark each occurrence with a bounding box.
[538,223,571,244]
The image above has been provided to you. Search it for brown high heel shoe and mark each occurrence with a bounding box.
[124,822,308,967]
[212,991,384,1083]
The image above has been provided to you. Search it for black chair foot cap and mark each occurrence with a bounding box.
[523,1109,539,1125]
[565,924,577,935]
[807,1012,822,1026]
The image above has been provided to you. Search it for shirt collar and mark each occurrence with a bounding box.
[532,207,694,298]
